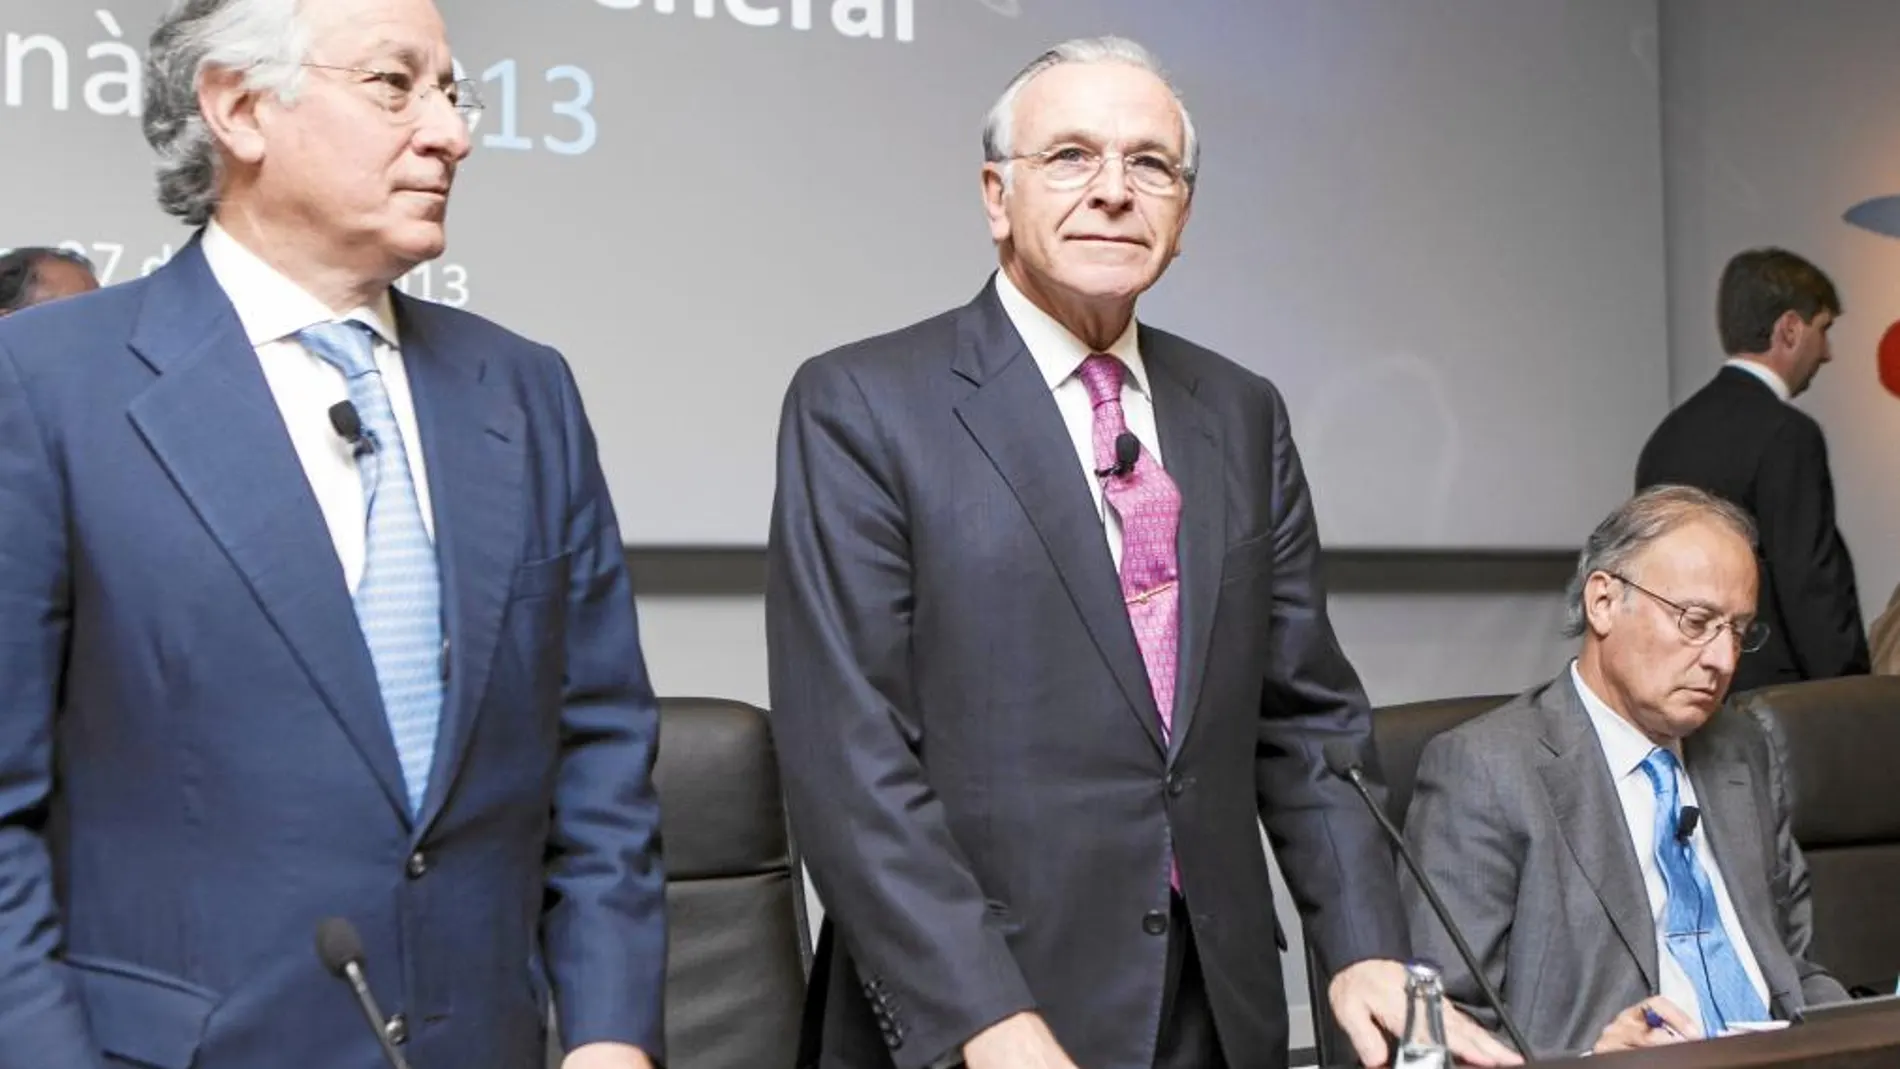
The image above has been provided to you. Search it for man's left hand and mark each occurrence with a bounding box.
[1328,959,1523,1067]
[561,1042,655,1069]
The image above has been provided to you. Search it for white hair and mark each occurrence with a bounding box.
[144,0,311,227]
[981,36,1200,188]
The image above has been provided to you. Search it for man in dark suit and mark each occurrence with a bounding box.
[1637,247,1869,693]
[767,36,1517,1069]
[0,1,663,1067]
[1404,487,1846,1058]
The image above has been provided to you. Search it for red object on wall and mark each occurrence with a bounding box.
[1880,320,1900,399]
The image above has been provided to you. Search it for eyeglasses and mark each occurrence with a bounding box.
[1007,145,1192,196]
[300,64,484,123]
[1608,572,1770,652]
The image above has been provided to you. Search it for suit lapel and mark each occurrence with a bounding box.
[1142,336,1223,762]
[1533,680,1660,990]
[1686,730,1798,1014]
[396,297,527,833]
[951,283,1165,754]
[124,243,410,819]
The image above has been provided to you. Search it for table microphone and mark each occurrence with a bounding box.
[1323,741,1537,1060]
[316,917,414,1069]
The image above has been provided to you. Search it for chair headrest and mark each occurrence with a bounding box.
[655,697,791,879]
[1371,695,1514,825]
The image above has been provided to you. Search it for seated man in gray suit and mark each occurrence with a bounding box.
[1403,485,1846,1057]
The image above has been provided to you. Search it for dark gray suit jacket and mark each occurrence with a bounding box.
[1401,675,1846,1058]
[767,280,1408,1069]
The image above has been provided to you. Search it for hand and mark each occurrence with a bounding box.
[1593,997,1700,1053]
[961,1012,1081,1069]
[561,1041,656,1069]
[1328,959,1523,1067]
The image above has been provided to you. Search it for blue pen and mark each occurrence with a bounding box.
[1643,1007,1688,1040]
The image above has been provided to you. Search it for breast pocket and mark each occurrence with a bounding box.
[1219,531,1273,588]
[507,552,571,684]
[511,551,572,601]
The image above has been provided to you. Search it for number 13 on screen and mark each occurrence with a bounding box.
[453,59,597,156]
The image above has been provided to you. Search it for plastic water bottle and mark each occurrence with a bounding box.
[1393,962,1449,1069]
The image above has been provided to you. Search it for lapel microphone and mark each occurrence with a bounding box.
[328,401,377,457]
[1676,805,1700,844]
[1095,432,1140,478]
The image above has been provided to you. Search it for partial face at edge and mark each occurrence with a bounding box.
[25,259,99,307]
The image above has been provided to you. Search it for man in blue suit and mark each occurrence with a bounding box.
[0,1,663,1067]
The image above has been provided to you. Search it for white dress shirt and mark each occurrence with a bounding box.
[1569,662,1772,1027]
[200,222,435,595]
[993,270,1163,571]
[1722,358,1793,403]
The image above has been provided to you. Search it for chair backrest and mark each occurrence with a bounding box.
[1305,693,1512,1068]
[1732,676,1900,993]
[652,697,810,1068]
[1369,695,1515,825]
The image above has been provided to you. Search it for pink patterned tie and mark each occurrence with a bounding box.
[1077,354,1182,739]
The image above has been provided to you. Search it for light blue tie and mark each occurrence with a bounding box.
[299,321,442,816]
[1640,747,1770,1035]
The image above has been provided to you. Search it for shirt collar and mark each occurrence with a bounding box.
[993,269,1150,398]
[1722,358,1792,403]
[201,220,399,349]
[1570,659,1676,779]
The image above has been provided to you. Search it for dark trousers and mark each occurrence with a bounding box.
[1155,894,1227,1069]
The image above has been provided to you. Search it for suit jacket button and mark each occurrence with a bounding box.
[1166,772,1186,797]
[1142,910,1169,936]
[406,851,428,879]
[384,1013,408,1046]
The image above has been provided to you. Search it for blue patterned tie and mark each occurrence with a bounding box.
[1640,747,1769,1035]
[299,321,442,815]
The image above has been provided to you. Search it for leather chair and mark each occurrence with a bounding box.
[656,697,812,1067]
[553,697,810,1068]
[1306,694,1511,1068]
[1732,676,1900,995]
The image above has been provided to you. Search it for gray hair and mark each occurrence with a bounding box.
[1561,485,1758,638]
[982,36,1200,189]
[144,0,310,227]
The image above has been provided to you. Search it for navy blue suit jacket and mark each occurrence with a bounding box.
[0,242,664,1068]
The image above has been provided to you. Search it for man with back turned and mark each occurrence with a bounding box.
[1637,247,1869,693]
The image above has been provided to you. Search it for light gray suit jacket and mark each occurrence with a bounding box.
[1401,675,1846,1058]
